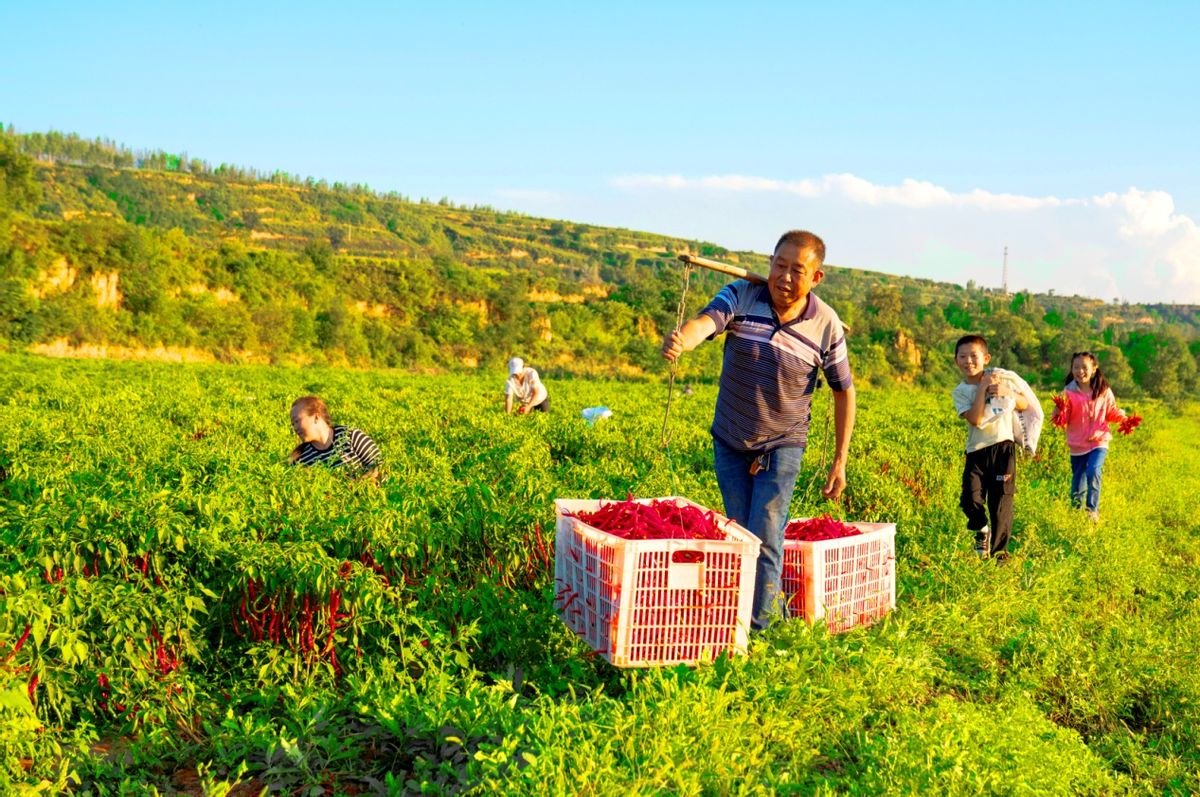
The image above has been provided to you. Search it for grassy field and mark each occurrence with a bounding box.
[1,353,1198,795]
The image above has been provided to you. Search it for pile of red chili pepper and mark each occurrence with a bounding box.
[784,515,863,541]
[1051,394,1070,429]
[570,497,726,540]
[1118,414,1143,435]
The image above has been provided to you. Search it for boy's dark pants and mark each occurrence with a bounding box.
[960,440,1015,554]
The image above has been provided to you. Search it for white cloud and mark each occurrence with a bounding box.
[612,172,1075,211]
[1102,188,1186,237]
[604,172,1200,303]
[1102,188,1200,299]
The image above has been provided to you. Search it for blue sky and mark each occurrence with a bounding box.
[5,1,1199,302]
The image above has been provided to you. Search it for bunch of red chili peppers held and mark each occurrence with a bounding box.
[1053,394,1142,436]
[571,497,727,540]
[785,515,863,542]
[1051,394,1071,429]
[1118,414,1143,436]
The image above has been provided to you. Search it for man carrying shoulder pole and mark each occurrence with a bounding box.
[661,230,856,631]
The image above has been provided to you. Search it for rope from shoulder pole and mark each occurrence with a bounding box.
[660,262,693,449]
[803,378,835,504]
[820,380,833,471]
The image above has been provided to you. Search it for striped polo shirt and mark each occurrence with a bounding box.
[294,425,381,472]
[701,281,853,452]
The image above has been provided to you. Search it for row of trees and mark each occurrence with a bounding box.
[828,278,1199,399]
[4,125,411,199]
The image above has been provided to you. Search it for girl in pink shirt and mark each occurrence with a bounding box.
[1051,352,1128,520]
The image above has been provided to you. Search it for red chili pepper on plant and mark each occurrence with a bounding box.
[5,624,30,663]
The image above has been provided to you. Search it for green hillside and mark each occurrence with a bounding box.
[2,128,1198,396]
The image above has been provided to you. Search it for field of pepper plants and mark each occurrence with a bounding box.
[2,352,1199,795]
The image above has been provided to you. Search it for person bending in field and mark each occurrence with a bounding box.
[504,357,550,415]
[661,230,856,631]
[289,395,381,479]
[1051,351,1129,522]
[952,335,1028,560]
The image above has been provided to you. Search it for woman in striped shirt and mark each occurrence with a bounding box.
[289,395,381,479]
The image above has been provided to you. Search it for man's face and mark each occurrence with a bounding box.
[955,343,990,379]
[768,242,824,312]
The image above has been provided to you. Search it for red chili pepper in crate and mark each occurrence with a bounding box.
[570,497,726,541]
[784,515,862,542]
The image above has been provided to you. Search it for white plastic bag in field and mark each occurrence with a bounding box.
[582,406,613,426]
[986,368,1044,455]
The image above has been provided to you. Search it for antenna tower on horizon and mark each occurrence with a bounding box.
[1002,246,1009,295]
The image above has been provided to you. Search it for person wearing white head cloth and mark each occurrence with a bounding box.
[504,357,550,415]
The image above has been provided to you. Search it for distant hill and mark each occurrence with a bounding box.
[2,127,1198,398]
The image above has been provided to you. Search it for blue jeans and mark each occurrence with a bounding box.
[1070,447,1107,513]
[713,437,805,631]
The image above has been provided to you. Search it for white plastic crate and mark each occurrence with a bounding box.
[554,497,760,667]
[781,520,896,633]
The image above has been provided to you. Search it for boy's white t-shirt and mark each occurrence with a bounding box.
[953,381,1016,453]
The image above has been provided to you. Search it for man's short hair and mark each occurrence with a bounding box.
[955,334,989,353]
[773,230,826,265]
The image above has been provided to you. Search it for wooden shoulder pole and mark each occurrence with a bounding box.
[678,254,768,285]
